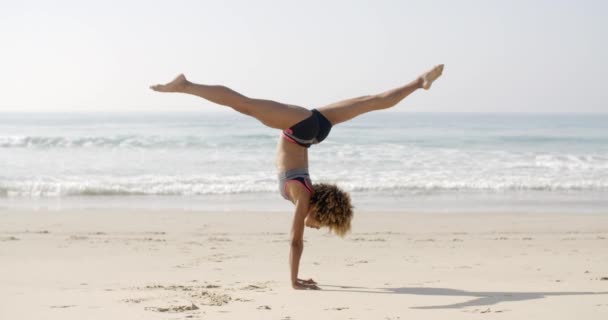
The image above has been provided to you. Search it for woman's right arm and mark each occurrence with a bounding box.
[288,193,319,290]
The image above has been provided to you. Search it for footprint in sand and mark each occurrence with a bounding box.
[68,235,88,241]
[351,237,386,242]
[135,282,233,307]
[240,281,274,292]
[271,239,290,243]
[145,303,199,313]
[346,259,370,266]
[145,231,166,235]
[324,307,349,311]
[131,289,229,315]
[208,236,232,242]
[123,298,146,304]
[50,305,76,309]
[196,291,232,306]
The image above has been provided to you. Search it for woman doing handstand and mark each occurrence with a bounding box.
[150,64,444,289]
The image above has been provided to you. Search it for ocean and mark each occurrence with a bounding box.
[1,112,607,212]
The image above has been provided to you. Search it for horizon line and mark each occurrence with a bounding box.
[0,110,607,115]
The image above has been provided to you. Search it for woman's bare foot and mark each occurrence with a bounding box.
[150,74,189,92]
[420,64,444,90]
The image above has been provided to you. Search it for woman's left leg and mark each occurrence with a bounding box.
[317,64,444,126]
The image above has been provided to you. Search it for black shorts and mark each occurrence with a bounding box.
[281,109,332,148]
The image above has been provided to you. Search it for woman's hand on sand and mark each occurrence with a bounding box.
[297,278,317,285]
[292,278,320,290]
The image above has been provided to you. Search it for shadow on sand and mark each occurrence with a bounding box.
[319,285,608,309]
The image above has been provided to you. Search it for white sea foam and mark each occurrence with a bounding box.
[1,112,607,199]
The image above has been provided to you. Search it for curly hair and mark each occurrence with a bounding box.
[309,183,353,237]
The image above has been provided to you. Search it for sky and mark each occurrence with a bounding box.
[0,0,606,113]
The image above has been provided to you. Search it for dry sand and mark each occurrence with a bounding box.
[1,209,607,319]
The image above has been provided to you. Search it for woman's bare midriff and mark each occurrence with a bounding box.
[276,136,308,172]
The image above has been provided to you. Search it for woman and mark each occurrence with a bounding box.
[150,64,444,289]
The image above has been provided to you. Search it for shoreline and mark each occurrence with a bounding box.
[2,190,607,213]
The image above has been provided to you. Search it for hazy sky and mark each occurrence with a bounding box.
[1,0,606,113]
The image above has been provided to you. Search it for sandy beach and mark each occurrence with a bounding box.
[1,209,607,319]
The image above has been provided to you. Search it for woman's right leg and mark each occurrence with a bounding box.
[150,74,310,130]
[317,64,444,126]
